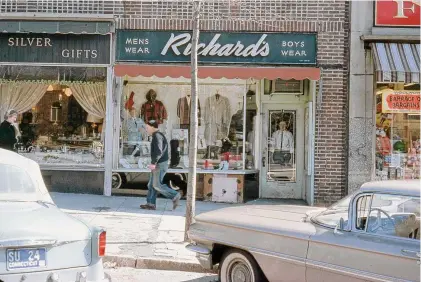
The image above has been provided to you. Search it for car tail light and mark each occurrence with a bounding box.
[98,231,106,257]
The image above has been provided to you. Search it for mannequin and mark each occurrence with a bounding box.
[177,88,201,127]
[272,121,294,165]
[140,89,168,125]
[126,108,143,142]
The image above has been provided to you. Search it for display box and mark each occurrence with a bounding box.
[203,173,245,203]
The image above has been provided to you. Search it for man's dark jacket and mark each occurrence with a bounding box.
[0,120,16,151]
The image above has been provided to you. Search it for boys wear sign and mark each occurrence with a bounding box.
[117,30,317,65]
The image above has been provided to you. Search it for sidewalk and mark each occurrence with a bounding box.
[51,192,233,272]
[51,192,307,272]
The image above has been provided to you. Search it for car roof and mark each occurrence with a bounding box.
[0,148,38,169]
[0,148,54,204]
[360,180,420,197]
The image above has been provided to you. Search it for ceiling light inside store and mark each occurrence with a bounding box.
[64,88,72,97]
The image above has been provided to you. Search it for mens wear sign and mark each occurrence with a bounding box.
[375,0,420,27]
[117,30,317,65]
[0,33,111,64]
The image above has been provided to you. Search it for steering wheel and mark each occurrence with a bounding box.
[368,208,396,233]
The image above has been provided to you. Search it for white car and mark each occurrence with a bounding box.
[0,149,110,282]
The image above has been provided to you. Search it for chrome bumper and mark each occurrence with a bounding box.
[186,243,213,270]
[0,268,110,282]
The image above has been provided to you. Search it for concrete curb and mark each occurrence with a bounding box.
[103,255,217,274]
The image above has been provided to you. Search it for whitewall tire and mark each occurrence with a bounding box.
[219,249,264,282]
[112,173,123,189]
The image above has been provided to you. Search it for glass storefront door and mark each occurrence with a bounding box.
[261,104,305,198]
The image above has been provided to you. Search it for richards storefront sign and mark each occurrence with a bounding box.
[0,33,111,64]
[116,31,317,65]
[375,0,420,27]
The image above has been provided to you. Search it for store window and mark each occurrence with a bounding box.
[375,83,420,180]
[0,66,107,168]
[118,78,248,171]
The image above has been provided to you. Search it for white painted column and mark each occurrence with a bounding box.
[104,66,114,196]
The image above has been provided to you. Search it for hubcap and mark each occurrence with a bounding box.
[112,174,121,188]
[228,259,252,282]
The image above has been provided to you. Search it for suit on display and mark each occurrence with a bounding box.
[177,95,201,126]
[203,93,231,145]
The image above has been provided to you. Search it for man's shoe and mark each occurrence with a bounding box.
[140,204,156,210]
[172,193,181,210]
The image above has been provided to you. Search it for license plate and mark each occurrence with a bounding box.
[6,248,47,270]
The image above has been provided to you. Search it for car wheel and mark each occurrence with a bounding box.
[219,249,263,282]
[112,173,123,189]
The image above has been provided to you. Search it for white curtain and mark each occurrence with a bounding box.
[0,80,48,120]
[70,82,107,139]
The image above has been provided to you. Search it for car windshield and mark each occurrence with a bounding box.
[312,194,353,228]
[0,163,41,202]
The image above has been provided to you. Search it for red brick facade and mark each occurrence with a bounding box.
[1,0,350,205]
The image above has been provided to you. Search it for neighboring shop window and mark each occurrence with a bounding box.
[0,66,107,167]
[119,79,247,171]
[375,84,420,180]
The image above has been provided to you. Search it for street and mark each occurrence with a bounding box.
[106,267,218,282]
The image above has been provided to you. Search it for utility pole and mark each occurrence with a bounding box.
[184,0,201,241]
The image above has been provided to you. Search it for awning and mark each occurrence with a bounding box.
[371,43,420,84]
[114,65,321,80]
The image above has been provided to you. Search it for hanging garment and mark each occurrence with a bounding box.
[228,110,243,141]
[177,96,201,125]
[170,139,181,168]
[125,91,135,110]
[203,94,232,145]
[140,100,168,125]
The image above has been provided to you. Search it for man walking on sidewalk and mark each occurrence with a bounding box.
[140,120,181,211]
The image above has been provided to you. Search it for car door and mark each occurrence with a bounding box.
[306,193,420,282]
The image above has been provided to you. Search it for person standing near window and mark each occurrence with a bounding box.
[140,120,181,211]
[0,109,18,151]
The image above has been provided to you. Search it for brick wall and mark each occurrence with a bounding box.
[1,0,350,205]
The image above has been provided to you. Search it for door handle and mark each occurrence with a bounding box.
[401,249,420,259]
[262,157,266,167]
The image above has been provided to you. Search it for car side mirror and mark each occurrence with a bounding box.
[334,218,345,234]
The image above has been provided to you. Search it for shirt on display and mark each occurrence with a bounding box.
[141,100,168,125]
[273,130,294,153]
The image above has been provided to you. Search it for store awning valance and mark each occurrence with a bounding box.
[114,65,321,81]
[371,43,420,84]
